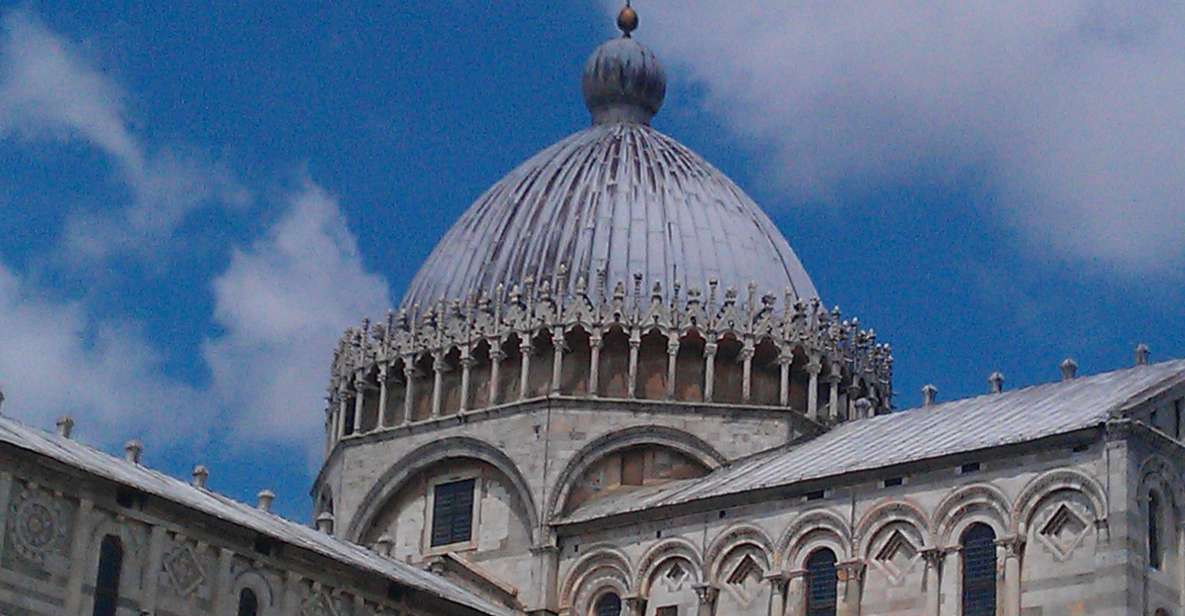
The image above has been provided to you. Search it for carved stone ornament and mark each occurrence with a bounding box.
[163,542,207,597]
[10,489,66,564]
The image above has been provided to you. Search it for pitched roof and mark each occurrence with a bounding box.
[560,358,1185,524]
[0,417,515,616]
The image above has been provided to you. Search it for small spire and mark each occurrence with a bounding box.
[316,512,335,534]
[1060,358,1078,381]
[257,489,276,513]
[1134,343,1150,366]
[192,465,209,489]
[56,416,75,438]
[988,372,1005,394]
[922,384,938,407]
[124,440,144,464]
[617,2,638,37]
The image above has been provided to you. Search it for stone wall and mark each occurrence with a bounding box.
[0,444,494,616]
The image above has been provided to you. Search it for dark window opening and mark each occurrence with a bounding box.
[92,535,123,616]
[1072,444,1089,453]
[237,588,259,616]
[804,490,826,501]
[594,592,622,616]
[655,607,678,616]
[883,476,903,487]
[386,582,404,601]
[1149,492,1163,570]
[961,523,997,616]
[805,548,837,616]
[960,462,981,474]
[115,487,146,509]
[431,478,476,547]
[253,535,274,556]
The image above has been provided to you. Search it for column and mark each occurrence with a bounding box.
[352,377,365,434]
[625,596,647,616]
[402,361,416,423]
[921,547,946,616]
[64,498,95,614]
[459,351,474,413]
[825,371,841,424]
[489,344,505,405]
[836,560,864,616]
[141,525,167,611]
[377,362,390,428]
[589,331,603,396]
[805,356,822,421]
[336,390,350,439]
[693,583,719,616]
[280,571,302,612]
[783,571,806,616]
[551,331,565,395]
[765,572,789,616]
[666,336,680,400]
[213,547,235,614]
[778,354,792,407]
[627,330,641,398]
[741,343,754,403]
[528,542,561,614]
[704,341,718,402]
[996,535,1023,616]
[846,384,861,420]
[431,354,447,417]
[519,337,534,400]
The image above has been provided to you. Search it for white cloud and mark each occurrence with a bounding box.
[203,180,390,451]
[0,263,207,447]
[0,10,247,261]
[629,2,1185,271]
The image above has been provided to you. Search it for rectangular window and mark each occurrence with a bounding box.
[431,478,476,547]
[656,607,678,616]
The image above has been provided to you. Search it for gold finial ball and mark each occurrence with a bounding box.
[617,5,639,36]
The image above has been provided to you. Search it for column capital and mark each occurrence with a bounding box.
[995,534,1025,558]
[704,341,718,356]
[692,583,719,605]
[835,559,865,582]
[920,546,949,567]
[805,358,823,375]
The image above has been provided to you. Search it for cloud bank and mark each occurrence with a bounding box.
[0,10,391,455]
[204,182,391,449]
[632,2,1185,270]
[0,10,247,261]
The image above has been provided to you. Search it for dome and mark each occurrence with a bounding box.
[401,122,817,310]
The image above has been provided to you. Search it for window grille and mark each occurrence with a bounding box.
[594,592,622,616]
[237,588,259,616]
[805,548,837,616]
[431,478,476,547]
[92,535,123,616]
[960,523,997,616]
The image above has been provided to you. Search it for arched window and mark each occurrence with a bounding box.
[805,548,838,616]
[92,535,123,616]
[961,523,997,616]
[1149,492,1163,570]
[237,588,259,616]
[594,591,622,616]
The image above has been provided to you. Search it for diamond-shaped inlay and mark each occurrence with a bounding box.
[162,543,206,597]
[724,554,763,606]
[1038,504,1088,560]
[872,530,920,585]
[660,561,689,591]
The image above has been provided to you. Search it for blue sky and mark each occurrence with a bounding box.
[1,2,1183,522]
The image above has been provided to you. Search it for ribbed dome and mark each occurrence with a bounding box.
[401,122,817,310]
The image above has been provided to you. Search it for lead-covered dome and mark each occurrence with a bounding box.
[400,14,817,311]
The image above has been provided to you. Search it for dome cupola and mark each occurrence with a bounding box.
[581,6,666,125]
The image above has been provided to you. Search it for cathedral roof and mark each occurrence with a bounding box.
[0,416,516,616]
[400,18,816,311]
[559,357,1185,525]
